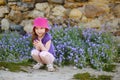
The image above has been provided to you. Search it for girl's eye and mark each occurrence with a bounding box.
[35,27,39,29]
[41,28,44,29]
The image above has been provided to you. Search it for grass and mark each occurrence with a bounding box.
[73,72,113,80]
[0,61,33,72]
[73,72,91,80]
[114,46,120,63]
[103,64,117,72]
[97,75,113,80]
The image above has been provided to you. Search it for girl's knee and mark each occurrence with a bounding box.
[39,51,55,61]
[31,49,39,56]
[39,51,48,57]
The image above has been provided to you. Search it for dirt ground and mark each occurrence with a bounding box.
[0,64,120,80]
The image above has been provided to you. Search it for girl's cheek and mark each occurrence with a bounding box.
[34,39,38,42]
[33,41,37,44]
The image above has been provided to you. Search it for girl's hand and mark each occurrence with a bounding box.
[33,40,44,50]
[33,40,40,50]
[35,40,44,47]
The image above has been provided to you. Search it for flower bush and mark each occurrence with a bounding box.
[82,28,117,70]
[0,31,32,62]
[50,26,117,70]
[0,26,118,71]
[50,26,87,68]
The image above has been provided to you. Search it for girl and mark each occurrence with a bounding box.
[31,17,55,72]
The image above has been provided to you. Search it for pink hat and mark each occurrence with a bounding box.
[33,17,49,31]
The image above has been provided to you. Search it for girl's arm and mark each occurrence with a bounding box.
[40,40,51,51]
[33,40,41,51]
[34,40,51,51]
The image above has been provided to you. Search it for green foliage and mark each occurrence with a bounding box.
[50,26,118,70]
[114,46,120,63]
[103,64,117,72]
[73,72,113,80]
[0,31,32,62]
[0,26,118,71]
[0,61,32,72]
[97,75,112,80]
[73,72,91,80]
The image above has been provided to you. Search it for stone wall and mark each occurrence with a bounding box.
[0,0,120,34]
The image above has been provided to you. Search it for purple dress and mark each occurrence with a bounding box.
[35,33,55,56]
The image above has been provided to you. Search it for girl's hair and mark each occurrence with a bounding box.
[32,27,37,42]
[32,17,49,42]
[32,27,48,42]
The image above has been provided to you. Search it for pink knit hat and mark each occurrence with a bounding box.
[33,17,49,31]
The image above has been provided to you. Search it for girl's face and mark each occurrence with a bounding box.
[35,27,46,36]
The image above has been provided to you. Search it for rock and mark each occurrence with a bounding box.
[28,10,44,18]
[10,23,26,35]
[1,18,10,30]
[1,66,5,70]
[10,23,23,31]
[75,0,89,2]
[85,19,101,29]
[109,0,120,3]
[66,18,81,26]
[52,5,66,16]
[0,12,4,18]
[84,3,110,18]
[48,0,64,4]
[49,15,56,20]
[102,18,120,32]
[35,3,49,11]
[64,1,84,8]
[73,66,78,69]
[9,5,20,11]
[81,15,88,23]
[22,0,34,2]
[20,20,33,33]
[20,2,34,10]
[8,10,23,24]
[113,31,120,36]
[89,0,109,4]
[45,7,51,17]
[7,0,19,5]
[5,68,9,71]
[0,0,6,5]
[65,0,75,2]
[35,0,48,3]
[69,8,82,19]
[24,24,33,33]
[98,13,115,24]
[111,4,120,18]
[51,17,66,26]
[0,6,9,18]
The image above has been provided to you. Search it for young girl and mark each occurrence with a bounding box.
[31,17,55,72]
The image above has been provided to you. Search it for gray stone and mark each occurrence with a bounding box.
[84,4,109,18]
[48,0,64,4]
[112,4,120,18]
[1,18,10,30]
[75,0,89,2]
[35,0,48,3]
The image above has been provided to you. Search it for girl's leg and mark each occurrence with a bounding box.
[31,49,44,69]
[39,51,55,71]
[39,51,55,64]
[31,49,44,63]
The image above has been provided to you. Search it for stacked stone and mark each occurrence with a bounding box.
[0,0,119,34]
